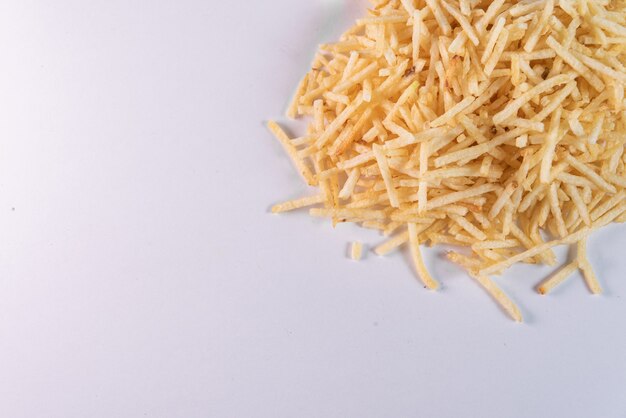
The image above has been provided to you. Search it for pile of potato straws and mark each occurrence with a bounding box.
[269,0,626,321]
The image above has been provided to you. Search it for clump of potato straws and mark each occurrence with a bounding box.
[269,0,626,321]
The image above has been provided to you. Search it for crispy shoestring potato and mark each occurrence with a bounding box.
[269,0,626,322]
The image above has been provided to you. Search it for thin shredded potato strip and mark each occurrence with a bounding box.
[409,223,439,290]
[565,155,617,194]
[481,17,506,64]
[591,16,626,38]
[426,184,499,211]
[540,108,563,184]
[577,238,602,294]
[440,0,479,46]
[373,144,400,208]
[545,36,605,92]
[524,0,553,52]
[272,194,326,213]
[537,261,579,295]
[425,0,452,36]
[375,230,410,256]
[268,121,317,186]
[470,273,523,322]
[493,74,572,125]
[430,96,475,127]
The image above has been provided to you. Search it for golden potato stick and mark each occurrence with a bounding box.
[484,27,509,76]
[484,203,626,275]
[593,203,626,229]
[509,0,546,17]
[540,107,563,183]
[408,223,440,290]
[450,214,487,241]
[373,144,400,208]
[537,261,579,295]
[330,109,372,156]
[459,0,470,15]
[590,191,626,221]
[337,151,375,170]
[401,0,415,14]
[418,180,428,213]
[430,96,475,127]
[463,77,508,115]
[488,183,513,219]
[571,50,626,85]
[287,76,308,119]
[440,0,479,45]
[605,172,626,188]
[503,118,544,132]
[375,230,410,256]
[509,223,556,266]
[412,10,422,66]
[524,0,553,52]
[272,194,326,213]
[564,155,617,194]
[384,126,449,149]
[434,127,526,167]
[480,156,493,176]
[447,251,482,268]
[557,172,596,189]
[481,17,506,64]
[338,168,360,200]
[577,238,602,294]
[315,94,364,148]
[608,146,624,173]
[340,51,359,82]
[470,273,523,322]
[425,184,500,211]
[355,15,407,25]
[590,16,626,38]
[268,121,317,186]
[474,0,506,36]
[518,184,547,213]
[501,49,557,62]
[548,17,580,78]
[424,0,451,35]
[309,208,388,221]
[384,81,418,123]
[548,183,568,237]
[472,240,519,251]
[545,36,605,92]
[332,62,378,94]
[564,183,591,226]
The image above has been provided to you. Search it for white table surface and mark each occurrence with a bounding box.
[0,1,625,417]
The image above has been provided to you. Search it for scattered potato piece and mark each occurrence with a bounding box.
[351,242,363,261]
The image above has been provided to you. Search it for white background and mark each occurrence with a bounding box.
[0,1,625,417]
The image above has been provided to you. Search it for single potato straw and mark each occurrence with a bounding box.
[268,0,626,321]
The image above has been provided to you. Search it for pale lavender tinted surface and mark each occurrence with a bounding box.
[0,1,625,417]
